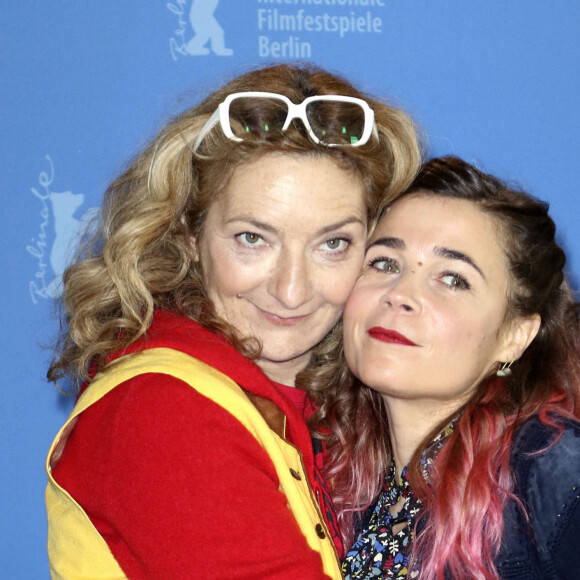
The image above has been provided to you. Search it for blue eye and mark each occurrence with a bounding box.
[323,238,349,251]
[440,272,470,290]
[369,256,400,273]
[237,232,263,245]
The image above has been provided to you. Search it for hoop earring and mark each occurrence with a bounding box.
[496,361,513,377]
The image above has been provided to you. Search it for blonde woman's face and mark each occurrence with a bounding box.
[196,153,367,385]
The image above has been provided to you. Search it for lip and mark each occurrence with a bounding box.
[368,327,418,346]
[255,305,310,327]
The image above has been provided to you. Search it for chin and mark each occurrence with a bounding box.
[261,347,308,363]
[259,339,314,362]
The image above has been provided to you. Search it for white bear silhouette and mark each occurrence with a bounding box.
[186,0,233,56]
[46,191,97,298]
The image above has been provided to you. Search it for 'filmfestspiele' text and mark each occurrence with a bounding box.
[258,8,382,57]
[258,9,382,37]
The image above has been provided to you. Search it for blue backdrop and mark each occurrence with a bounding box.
[2,1,579,577]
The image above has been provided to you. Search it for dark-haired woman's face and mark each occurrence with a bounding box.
[344,193,535,411]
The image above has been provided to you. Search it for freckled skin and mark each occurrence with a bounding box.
[196,153,368,385]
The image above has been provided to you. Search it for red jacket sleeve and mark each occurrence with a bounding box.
[52,373,334,579]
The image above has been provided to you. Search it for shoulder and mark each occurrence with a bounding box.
[54,368,282,500]
[89,353,272,444]
[511,415,580,503]
[511,415,580,474]
[506,415,580,578]
[70,367,266,457]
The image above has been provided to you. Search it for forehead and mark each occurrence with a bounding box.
[373,193,508,269]
[217,153,367,214]
[376,193,496,239]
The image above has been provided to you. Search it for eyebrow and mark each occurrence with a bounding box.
[228,216,366,235]
[228,217,278,234]
[367,236,405,250]
[434,246,485,279]
[318,217,366,235]
[368,237,486,279]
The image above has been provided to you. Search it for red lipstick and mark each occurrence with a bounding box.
[368,327,418,346]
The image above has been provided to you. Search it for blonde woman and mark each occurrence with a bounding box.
[45,63,421,579]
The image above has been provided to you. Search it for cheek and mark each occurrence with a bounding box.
[201,247,253,299]
[326,279,357,309]
[221,267,264,300]
[342,319,359,372]
[343,290,372,350]
[432,306,496,356]
[349,275,383,315]
[315,265,362,309]
[344,289,369,323]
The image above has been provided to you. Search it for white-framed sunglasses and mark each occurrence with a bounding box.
[193,91,377,152]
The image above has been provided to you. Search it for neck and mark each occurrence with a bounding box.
[383,397,462,479]
[257,354,310,387]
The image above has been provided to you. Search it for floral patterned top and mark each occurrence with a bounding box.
[342,421,456,580]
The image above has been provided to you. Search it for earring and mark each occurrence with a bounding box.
[496,361,513,377]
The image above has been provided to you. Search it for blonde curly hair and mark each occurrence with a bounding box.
[48,63,422,389]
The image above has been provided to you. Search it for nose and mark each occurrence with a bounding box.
[267,249,313,310]
[382,271,420,313]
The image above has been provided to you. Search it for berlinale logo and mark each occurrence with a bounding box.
[168,0,233,60]
[27,156,98,304]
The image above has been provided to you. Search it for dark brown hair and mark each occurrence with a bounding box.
[324,156,580,580]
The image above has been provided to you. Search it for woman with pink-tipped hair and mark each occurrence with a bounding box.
[326,156,580,579]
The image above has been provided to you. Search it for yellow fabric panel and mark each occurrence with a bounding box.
[46,348,341,579]
[46,479,127,580]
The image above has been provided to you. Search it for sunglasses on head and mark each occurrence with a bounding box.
[193,91,377,152]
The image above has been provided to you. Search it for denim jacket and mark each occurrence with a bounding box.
[349,415,580,579]
[495,416,580,579]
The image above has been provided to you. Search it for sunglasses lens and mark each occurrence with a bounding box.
[223,95,370,146]
[305,99,367,145]
[228,96,289,139]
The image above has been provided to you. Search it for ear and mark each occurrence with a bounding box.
[190,237,200,262]
[497,313,541,363]
[181,215,200,262]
